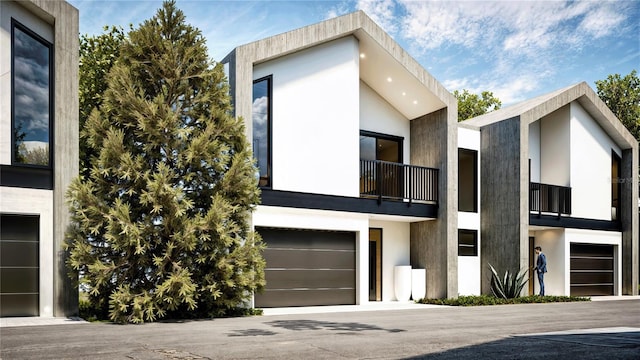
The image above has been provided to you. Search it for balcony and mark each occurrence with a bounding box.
[360,160,438,204]
[530,182,572,216]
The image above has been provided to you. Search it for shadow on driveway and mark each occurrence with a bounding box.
[265,319,406,333]
[404,328,640,359]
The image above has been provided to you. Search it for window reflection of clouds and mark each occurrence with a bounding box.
[13,25,50,165]
[252,93,269,176]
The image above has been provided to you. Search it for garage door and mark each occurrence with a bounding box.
[1,215,39,317]
[570,243,614,296]
[255,227,355,308]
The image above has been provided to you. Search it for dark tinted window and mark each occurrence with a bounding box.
[458,229,478,256]
[12,22,52,167]
[252,76,271,187]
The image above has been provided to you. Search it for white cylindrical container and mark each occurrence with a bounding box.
[411,268,426,300]
[394,265,412,301]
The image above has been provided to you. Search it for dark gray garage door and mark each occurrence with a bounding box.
[1,215,39,317]
[570,243,614,296]
[255,227,355,308]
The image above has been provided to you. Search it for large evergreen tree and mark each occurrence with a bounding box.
[79,26,126,178]
[65,1,265,323]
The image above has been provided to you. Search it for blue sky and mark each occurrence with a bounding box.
[69,0,639,105]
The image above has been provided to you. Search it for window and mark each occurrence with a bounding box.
[12,20,53,167]
[359,131,403,198]
[458,149,477,212]
[458,229,478,256]
[252,76,271,187]
[359,131,402,163]
[611,151,621,221]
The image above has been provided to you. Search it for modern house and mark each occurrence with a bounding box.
[0,0,79,317]
[1,3,637,318]
[464,82,639,297]
[222,10,460,307]
[223,11,638,307]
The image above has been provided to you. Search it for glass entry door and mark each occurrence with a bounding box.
[369,228,382,301]
[360,131,403,199]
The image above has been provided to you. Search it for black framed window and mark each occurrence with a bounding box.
[458,149,477,212]
[252,75,272,187]
[458,229,478,256]
[611,150,621,221]
[11,19,53,167]
[359,130,402,163]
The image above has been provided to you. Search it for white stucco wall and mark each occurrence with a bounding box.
[253,36,360,197]
[540,106,571,187]
[532,228,622,296]
[252,206,370,305]
[533,229,566,296]
[0,1,54,165]
[569,102,621,220]
[369,220,410,301]
[0,187,54,317]
[528,121,541,183]
[564,229,622,296]
[359,81,410,163]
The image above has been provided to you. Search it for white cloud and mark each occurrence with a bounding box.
[354,0,635,103]
[357,0,399,33]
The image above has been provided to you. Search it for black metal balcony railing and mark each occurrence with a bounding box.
[360,160,438,204]
[530,182,572,216]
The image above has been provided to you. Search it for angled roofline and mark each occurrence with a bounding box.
[463,82,637,150]
[223,10,454,105]
[222,10,455,125]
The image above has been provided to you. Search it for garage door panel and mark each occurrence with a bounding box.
[1,241,39,267]
[570,257,613,271]
[256,289,355,308]
[255,227,356,308]
[570,243,614,296]
[258,228,355,250]
[0,268,39,293]
[263,249,355,269]
[0,216,39,240]
[0,214,40,317]
[570,271,614,284]
[264,269,355,289]
[570,285,614,297]
[0,294,39,317]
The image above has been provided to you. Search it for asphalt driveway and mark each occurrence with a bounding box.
[1,300,639,359]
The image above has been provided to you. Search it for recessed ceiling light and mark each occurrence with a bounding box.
[402,92,406,96]
[360,53,366,58]
[413,100,418,105]
[387,77,392,82]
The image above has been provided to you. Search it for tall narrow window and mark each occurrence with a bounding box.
[12,20,52,167]
[458,149,478,212]
[252,76,271,187]
[611,151,621,221]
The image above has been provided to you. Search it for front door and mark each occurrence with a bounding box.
[369,228,382,301]
[359,131,403,199]
[528,236,535,295]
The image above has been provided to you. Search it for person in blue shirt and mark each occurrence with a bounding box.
[533,246,547,296]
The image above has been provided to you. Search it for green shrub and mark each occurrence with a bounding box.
[417,295,590,306]
[489,263,529,299]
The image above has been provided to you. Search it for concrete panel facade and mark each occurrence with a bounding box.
[0,0,78,317]
[410,108,458,299]
[621,148,639,295]
[479,117,528,294]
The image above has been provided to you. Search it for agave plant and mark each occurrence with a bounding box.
[488,263,529,299]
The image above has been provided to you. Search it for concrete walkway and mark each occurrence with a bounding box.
[1,295,638,327]
[0,316,88,328]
